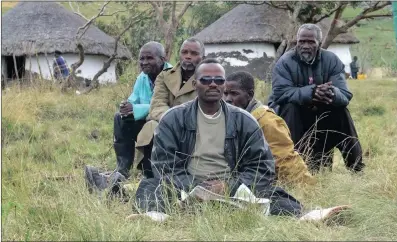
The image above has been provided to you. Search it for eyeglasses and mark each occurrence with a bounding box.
[198,76,226,85]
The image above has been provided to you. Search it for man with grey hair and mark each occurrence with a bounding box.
[84,41,172,198]
[268,23,365,173]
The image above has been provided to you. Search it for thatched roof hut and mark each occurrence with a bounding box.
[193,4,359,80]
[1,2,132,58]
[194,4,359,45]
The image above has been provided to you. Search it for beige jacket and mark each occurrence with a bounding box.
[136,62,197,149]
[148,62,197,122]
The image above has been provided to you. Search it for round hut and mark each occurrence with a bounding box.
[1,2,132,83]
[194,4,360,80]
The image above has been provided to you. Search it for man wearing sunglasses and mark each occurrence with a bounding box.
[133,58,306,221]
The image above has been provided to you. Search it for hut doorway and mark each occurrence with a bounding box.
[5,55,25,80]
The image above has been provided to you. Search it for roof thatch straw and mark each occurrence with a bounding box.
[1,2,132,59]
[194,4,359,45]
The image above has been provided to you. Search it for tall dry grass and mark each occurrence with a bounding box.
[1,79,397,240]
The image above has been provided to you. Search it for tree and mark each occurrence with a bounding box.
[321,1,392,48]
[149,1,192,60]
[67,1,152,94]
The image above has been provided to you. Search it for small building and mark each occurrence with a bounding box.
[194,4,359,80]
[1,2,131,83]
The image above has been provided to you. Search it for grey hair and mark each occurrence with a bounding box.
[181,37,205,57]
[297,24,323,43]
[141,41,166,58]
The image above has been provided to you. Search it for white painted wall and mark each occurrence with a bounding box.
[25,53,117,83]
[1,57,7,77]
[205,42,276,66]
[327,44,353,74]
[205,42,353,74]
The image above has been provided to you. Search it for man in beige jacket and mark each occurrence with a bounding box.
[136,37,205,176]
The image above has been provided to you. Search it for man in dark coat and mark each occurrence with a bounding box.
[268,24,364,173]
[350,56,359,79]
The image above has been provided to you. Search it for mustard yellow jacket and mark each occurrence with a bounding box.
[247,99,316,186]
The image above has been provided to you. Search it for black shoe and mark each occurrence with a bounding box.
[84,165,109,193]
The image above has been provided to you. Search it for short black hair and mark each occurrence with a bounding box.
[226,71,255,92]
[194,58,221,79]
[55,50,62,55]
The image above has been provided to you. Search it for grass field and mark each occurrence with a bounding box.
[2,79,397,240]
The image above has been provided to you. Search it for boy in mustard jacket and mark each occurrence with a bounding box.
[224,71,315,186]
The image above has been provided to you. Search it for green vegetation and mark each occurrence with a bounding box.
[2,79,397,240]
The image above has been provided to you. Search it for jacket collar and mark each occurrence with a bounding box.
[164,61,195,98]
[245,98,263,113]
[185,98,235,138]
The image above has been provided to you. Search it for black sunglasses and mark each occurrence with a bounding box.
[199,76,226,85]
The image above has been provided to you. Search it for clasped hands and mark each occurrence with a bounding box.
[119,100,133,118]
[312,81,334,105]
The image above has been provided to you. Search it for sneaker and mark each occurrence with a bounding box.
[126,211,169,222]
[299,205,352,222]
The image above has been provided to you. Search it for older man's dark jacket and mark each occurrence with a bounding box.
[268,48,352,109]
[151,98,276,196]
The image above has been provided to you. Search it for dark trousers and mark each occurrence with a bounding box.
[279,103,364,173]
[351,72,358,79]
[113,113,153,178]
[135,178,303,217]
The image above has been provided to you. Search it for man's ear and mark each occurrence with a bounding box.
[192,79,197,90]
[248,89,255,98]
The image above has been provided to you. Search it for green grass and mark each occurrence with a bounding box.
[2,79,397,240]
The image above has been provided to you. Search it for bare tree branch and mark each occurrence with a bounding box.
[322,1,391,48]
[341,1,391,30]
[69,1,89,21]
[101,8,131,17]
[313,2,348,23]
[79,10,149,94]
[150,1,192,60]
[177,2,192,22]
[150,1,168,29]
[171,1,177,26]
[75,1,110,39]
[360,13,393,18]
